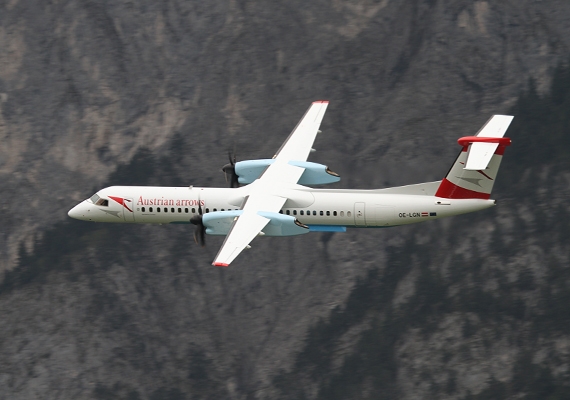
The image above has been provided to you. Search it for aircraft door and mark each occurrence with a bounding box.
[123,198,135,222]
[354,202,366,226]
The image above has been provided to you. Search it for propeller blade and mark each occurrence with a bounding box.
[190,214,206,247]
[193,226,200,245]
[193,225,206,247]
[222,151,240,188]
[199,224,206,246]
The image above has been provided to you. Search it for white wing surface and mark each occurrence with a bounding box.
[212,101,329,266]
[212,193,287,266]
[273,100,329,162]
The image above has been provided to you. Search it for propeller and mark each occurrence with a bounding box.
[222,152,240,188]
[190,198,206,246]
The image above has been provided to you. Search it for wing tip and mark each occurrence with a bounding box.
[312,100,329,104]
[213,262,230,267]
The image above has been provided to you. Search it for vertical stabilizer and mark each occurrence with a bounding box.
[435,115,513,199]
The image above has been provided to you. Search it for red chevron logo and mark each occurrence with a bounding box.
[109,196,133,212]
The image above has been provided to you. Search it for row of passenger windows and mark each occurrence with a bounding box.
[140,207,238,214]
[279,209,351,217]
[140,207,351,217]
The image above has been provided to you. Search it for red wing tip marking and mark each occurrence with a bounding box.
[312,100,329,104]
[213,262,230,267]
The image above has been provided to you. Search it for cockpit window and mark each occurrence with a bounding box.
[95,198,109,207]
[90,194,100,203]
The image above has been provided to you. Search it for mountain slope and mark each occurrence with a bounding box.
[2,1,570,399]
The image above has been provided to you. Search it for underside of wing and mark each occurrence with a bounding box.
[212,193,288,267]
[273,101,329,162]
[211,211,271,267]
[212,101,330,266]
[258,101,330,186]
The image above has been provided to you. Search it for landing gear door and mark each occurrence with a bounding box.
[123,198,135,222]
[354,202,366,226]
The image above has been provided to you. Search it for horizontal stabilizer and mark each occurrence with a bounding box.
[464,115,513,170]
[474,115,514,138]
[464,142,499,170]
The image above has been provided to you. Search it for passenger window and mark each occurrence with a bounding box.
[150,207,153,212]
[300,210,304,215]
[206,208,210,213]
[347,211,352,217]
[333,211,337,216]
[279,210,283,214]
[286,210,290,215]
[142,207,145,212]
[326,211,330,216]
[340,211,344,217]
[157,208,160,212]
[221,208,225,211]
[178,208,182,213]
[313,211,317,216]
[185,208,188,213]
[192,208,196,214]
[213,208,217,212]
[320,211,324,216]
[293,210,297,215]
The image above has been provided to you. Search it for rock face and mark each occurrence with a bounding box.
[2,0,569,270]
[1,1,570,399]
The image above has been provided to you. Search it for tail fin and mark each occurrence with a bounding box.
[435,115,513,199]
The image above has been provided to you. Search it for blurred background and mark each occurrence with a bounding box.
[1,1,570,399]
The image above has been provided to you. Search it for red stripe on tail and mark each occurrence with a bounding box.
[435,178,491,199]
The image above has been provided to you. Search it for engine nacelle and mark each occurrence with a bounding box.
[203,211,242,235]
[234,159,340,185]
[203,210,309,236]
[257,211,310,236]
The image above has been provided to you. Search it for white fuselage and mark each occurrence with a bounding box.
[68,185,495,229]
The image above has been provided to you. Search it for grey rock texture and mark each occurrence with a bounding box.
[1,1,570,399]
[2,0,568,270]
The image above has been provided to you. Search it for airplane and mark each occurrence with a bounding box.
[68,101,513,267]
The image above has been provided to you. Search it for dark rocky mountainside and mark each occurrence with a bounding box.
[1,1,570,399]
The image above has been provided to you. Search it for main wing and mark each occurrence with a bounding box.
[273,100,329,162]
[212,101,329,266]
[212,193,287,266]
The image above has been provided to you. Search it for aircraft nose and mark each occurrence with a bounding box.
[68,201,90,220]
